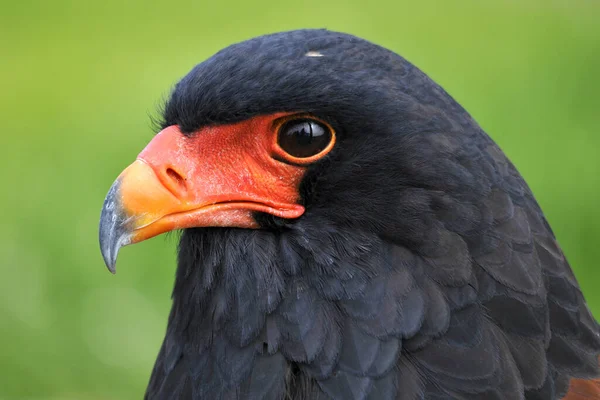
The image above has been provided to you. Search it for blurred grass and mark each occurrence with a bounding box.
[1,0,599,398]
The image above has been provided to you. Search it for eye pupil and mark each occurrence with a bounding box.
[278,119,332,158]
[294,123,313,145]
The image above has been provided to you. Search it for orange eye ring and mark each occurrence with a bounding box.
[271,114,336,165]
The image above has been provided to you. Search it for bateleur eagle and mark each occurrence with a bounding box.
[98,30,600,399]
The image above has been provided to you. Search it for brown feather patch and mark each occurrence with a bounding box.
[563,377,600,399]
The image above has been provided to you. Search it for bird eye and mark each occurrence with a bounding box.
[277,118,333,159]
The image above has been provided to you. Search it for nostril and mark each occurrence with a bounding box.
[166,167,187,193]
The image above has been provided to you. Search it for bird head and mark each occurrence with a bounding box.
[99,29,482,274]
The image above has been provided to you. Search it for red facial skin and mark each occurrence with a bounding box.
[115,112,335,244]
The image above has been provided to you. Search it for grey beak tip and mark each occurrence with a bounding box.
[99,218,122,274]
[99,179,127,274]
[103,251,118,274]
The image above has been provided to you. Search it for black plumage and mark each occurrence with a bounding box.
[132,29,600,399]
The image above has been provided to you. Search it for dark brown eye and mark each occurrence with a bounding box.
[277,119,333,158]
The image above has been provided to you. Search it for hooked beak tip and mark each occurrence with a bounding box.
[99,179,130,274]
[102,246,118,274]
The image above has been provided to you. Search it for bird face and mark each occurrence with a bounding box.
[99,112,337,272]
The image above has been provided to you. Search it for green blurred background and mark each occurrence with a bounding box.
[1,0,599,398]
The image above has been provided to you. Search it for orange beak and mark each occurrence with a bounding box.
[99,114,307,273]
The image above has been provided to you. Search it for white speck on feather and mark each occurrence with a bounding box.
[305,51,324,57]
